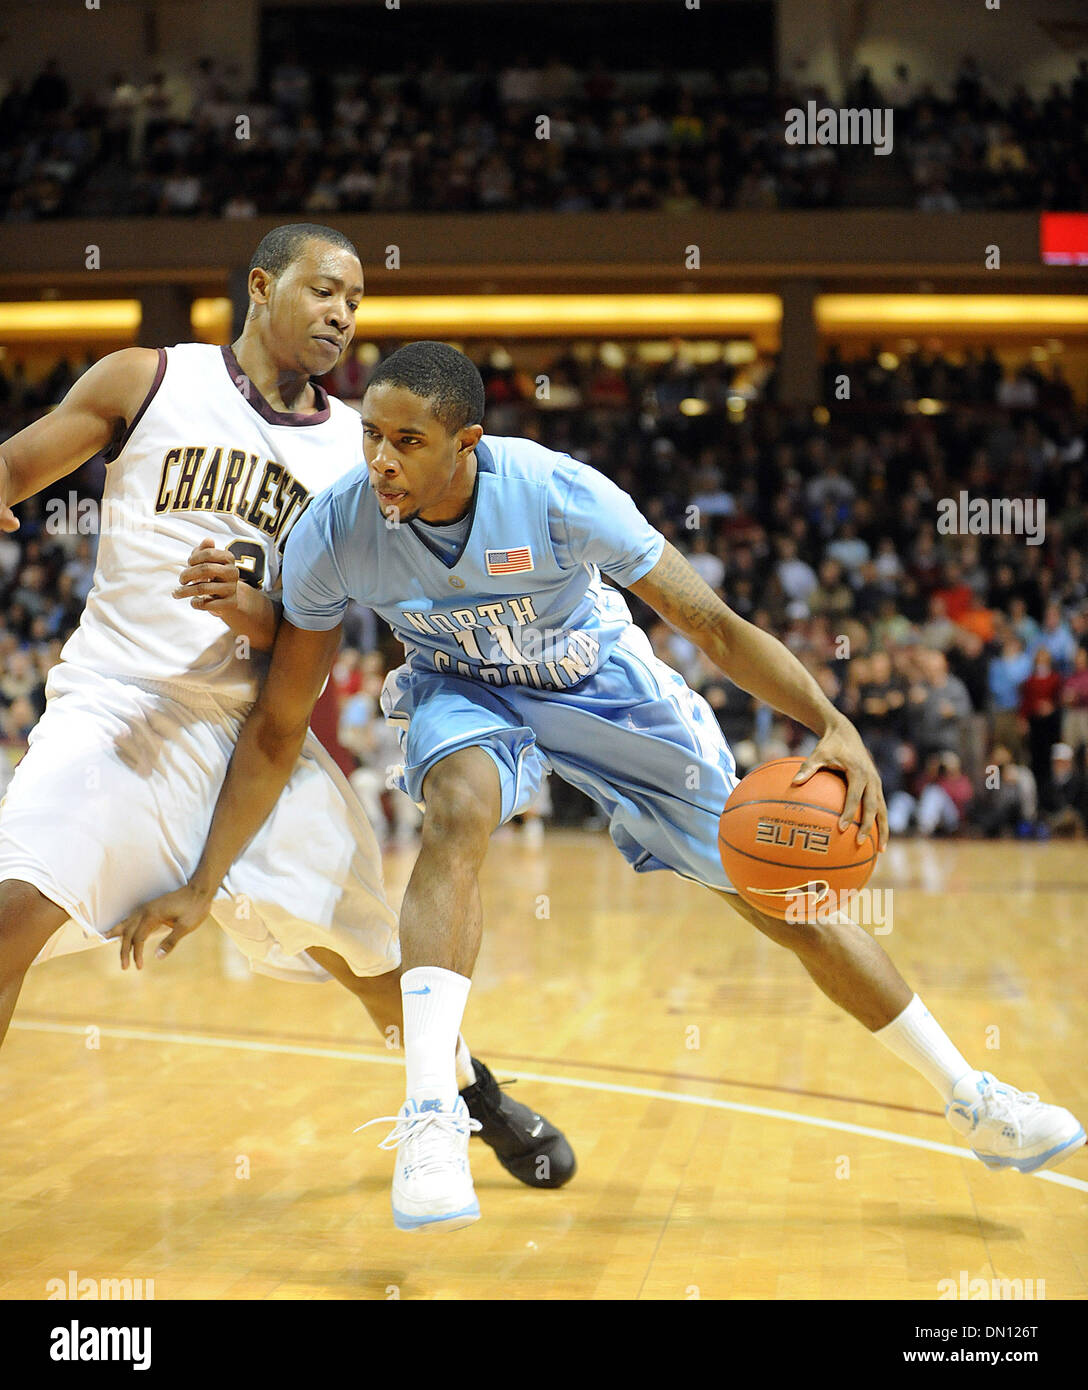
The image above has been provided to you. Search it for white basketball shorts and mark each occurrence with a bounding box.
[0,662,400,982]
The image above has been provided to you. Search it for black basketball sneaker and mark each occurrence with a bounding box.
[461,1057,576,1188]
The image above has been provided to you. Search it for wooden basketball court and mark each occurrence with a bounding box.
[1,836,1085,1300]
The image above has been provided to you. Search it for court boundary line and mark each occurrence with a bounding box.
[11,1018,1087,1194]
[13,1006,944,1118]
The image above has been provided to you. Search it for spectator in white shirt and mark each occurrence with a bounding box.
[775,536,819,604]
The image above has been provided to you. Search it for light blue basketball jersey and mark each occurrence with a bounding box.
[284,434,739,892]
[282,436,665,688]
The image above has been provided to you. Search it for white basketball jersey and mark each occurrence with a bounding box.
[61,343,363,703]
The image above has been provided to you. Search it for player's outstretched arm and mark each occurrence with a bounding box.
[0,348,160,531]
[627,541,888,848]
[106,617,343,966]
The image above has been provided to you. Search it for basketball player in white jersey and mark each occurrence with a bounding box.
[0,223,574,1191]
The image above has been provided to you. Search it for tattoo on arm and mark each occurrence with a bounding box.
[630,542,731,637]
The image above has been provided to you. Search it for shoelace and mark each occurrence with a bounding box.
[983,1088,1039,1131]
[356,1109,483,1176]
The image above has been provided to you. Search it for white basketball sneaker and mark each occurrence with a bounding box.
[360,1097,482,1232]
[946,1071,1086,1173]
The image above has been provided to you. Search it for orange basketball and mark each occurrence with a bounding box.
[718,756,878,920]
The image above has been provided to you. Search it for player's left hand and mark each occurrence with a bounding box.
[105,885,214,970]
[792,719,889,852]
[172,538,241,616]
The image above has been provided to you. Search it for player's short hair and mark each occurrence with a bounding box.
[365,341,486,434]
[248,223,359,278]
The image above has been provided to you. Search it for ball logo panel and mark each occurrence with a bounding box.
[754,820,832,855]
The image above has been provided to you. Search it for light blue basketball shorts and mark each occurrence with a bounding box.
[380,625,739,891]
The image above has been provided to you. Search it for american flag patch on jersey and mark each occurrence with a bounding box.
[485,546,534,575]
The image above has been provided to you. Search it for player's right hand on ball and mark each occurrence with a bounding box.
[106,886,213,970]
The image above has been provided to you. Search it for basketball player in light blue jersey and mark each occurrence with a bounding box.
[117,342,1085,1233]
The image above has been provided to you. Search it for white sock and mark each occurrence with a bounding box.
[454,1034,476,1091]
[874,994,974,1103]
[401,966,471,1106]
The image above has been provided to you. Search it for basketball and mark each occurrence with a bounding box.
[718,757,878,920]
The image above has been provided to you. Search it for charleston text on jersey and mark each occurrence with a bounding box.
[154,445,312,547]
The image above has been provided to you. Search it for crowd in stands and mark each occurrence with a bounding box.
[0,340,1085,842]
[893,55,1088,212]
[3,52,1087,221]
[821,344,1077,412]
